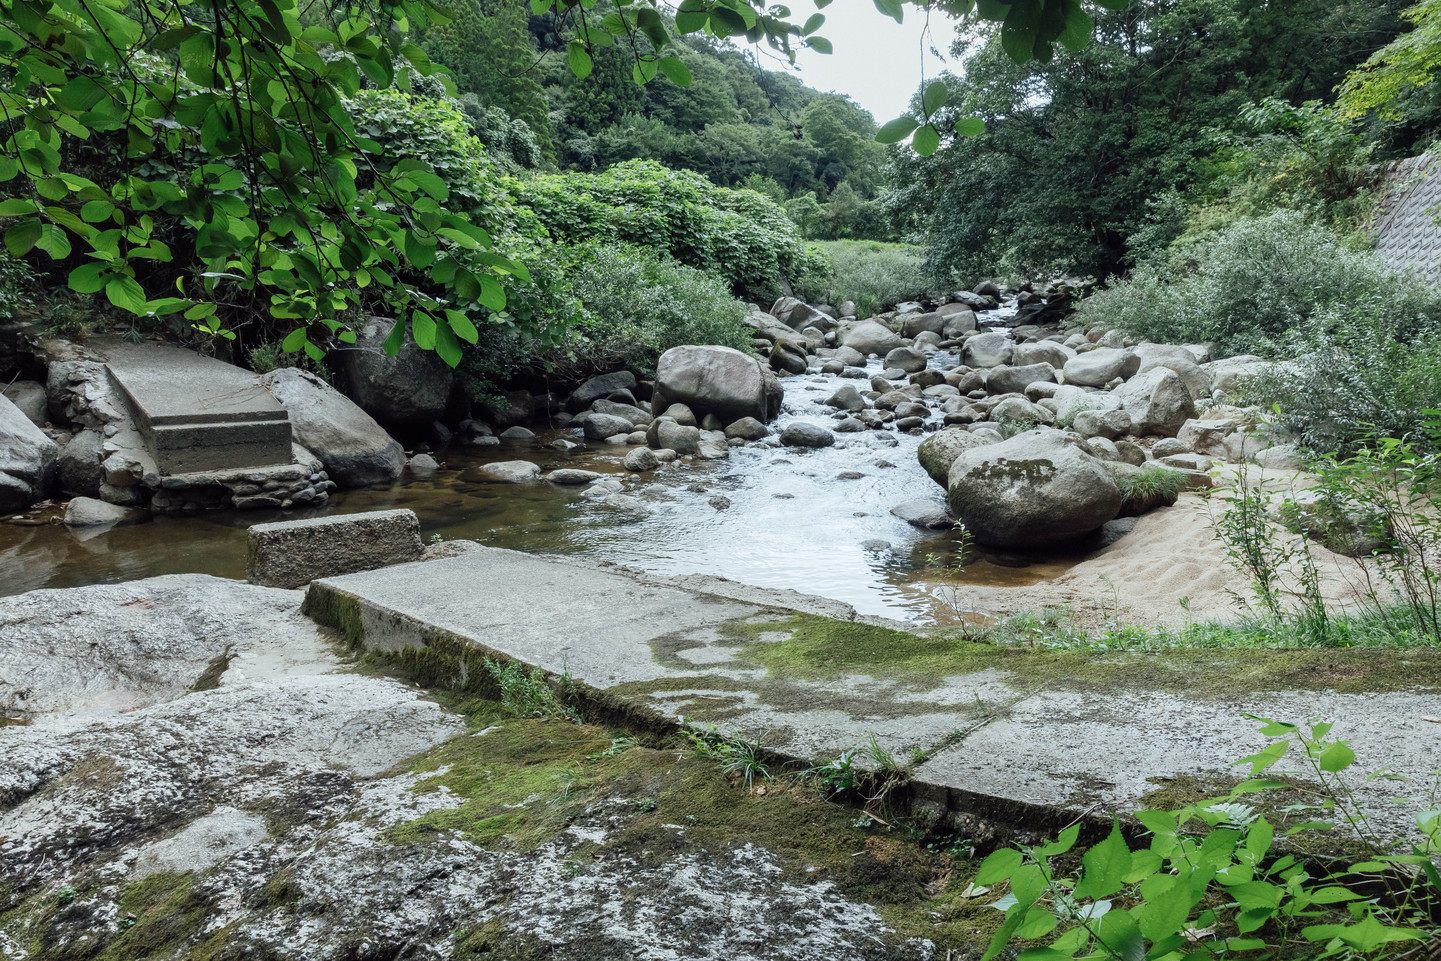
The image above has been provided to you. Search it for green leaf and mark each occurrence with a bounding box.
[955,115,985,136]
[411,311,437,349]
[105,276,146,314]
[872,0,904,23]
[633,59,659,85]
[876,116,919,144]
[1058,1,1092,51]
[976,848,1023,885]
[434,318,462,367]
[446,310,479,344]
[807,35,832,54]
[281,327,308,353]
[1318,741,1355,773]
[4,219,42,257]
[912,123,941,155]
[657,57,692,86]
[1035,824,1081,858]
[478,274,506,311]
[34,224,71,259]
[568,42,593,80]
[1001,0,1041,64]
[1136,873,1194,942]
[923,80,948,116]
[382,317,406,356]
[801,12,824,34]
[68,262,108,294]
[1074,823,1131,900]
[0,199,37,217]
[1233,740,1288,776]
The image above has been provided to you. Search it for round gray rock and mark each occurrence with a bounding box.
[946,428,1122,548]
[779,422,836,448]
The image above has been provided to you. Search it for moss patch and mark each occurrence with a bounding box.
[715,614,1441,698]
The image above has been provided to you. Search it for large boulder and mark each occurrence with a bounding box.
[884,347,928,374]
[335,318,455,427]
[1063,348,1139,387]
[567,371,638,412]
[770,297,831,331]
[55,428,104,497]
[259,369,404,488]
[901,312,946,338]
[987,363,1056,395]
[779,421,835,448]
[946,428,1122,548]
[651,346,783,424]
[1012,341,1075,369]
[768,340,809,375]
[917,427,995,487]
[1204,355,1268,397]
[1113,367,1195,437]
[0,393,56,511]
[837,320,903,357]
[2,380,47,428]
[1133,343,1209,399]
[963,332,1012,368]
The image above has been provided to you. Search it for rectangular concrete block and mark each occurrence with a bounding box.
[246,509,424,589]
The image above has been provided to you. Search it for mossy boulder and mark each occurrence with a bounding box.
[916,427,996,488]
[946,428,1121,548]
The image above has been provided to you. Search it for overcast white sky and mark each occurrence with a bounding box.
[782,5,961,122]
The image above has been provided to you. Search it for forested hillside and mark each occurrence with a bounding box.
[418,0,892,241]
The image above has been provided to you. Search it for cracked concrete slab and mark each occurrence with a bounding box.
[308,546,1441,844]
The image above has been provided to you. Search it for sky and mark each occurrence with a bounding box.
[782,4,962,123]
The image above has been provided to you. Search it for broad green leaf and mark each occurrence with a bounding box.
[4,219,42,257]
[876,116,919,144]
[1136,873,1194,941]
[1035,824,1080,858]
[1058,1,1092,51]
[976,848,1023,885]
[633,59,659,84]
[34,224,71,259]
[657,57,692,86]
[281,327,308,353]
[807,35,832,54]
[1074,823,1130,900]
[1000,0,1041,63]
[1318,741,1355,773]
[68,262,108,294]
[801,12,824,34]
[923,80,948,116]
[1244,817,1273,859]
[434,318,462,368]
[872,0,904,23]
[0,199,37,217]
[568,42,593,80]
[912,123,941,155]
[411,311,437,349]
[477,274,506,311]
[382,317,406,356]
[956,116,985,136]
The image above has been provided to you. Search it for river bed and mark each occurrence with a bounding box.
[0,314,1091,622]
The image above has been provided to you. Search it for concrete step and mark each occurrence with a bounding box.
[101,343,292,474]
[301,546,1439,845]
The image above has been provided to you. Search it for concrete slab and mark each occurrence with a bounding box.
[102,344,291,473]
[306,547,1441,844]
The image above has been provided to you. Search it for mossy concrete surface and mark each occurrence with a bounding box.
[306,546,1441,845]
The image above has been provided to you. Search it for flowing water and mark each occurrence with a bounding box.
[0,310,1086,622]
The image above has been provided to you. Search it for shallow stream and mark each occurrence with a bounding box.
[0,308,1088,622]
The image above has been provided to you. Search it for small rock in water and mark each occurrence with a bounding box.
[890,499,952,530]
[779,422,835,449]
[408,454,440,473]
[549,438,580,453]
[724,417,768,441]
[653,449,679,463]
[773,493,795,499]
[833,418,866,433]
[770,458,792,466]
[499,426,535,441]
[708,495,731,511]
[623,448,659,472]
[874,459,896,468]
[861,539,892,551]
[836,471,865,480]
[548,469,603,485]
[686,483,709,493]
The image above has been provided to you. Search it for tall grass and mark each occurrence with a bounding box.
[793,240,932,317]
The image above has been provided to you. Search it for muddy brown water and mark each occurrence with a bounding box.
[0,332,1085,623]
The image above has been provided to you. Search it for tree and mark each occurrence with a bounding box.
[0,0,1117,363]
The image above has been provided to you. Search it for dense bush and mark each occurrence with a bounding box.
[509,160,821,301]
[562,244,752,378]
[1237,309,1441,454]
[793,241,930,317]
[1076,211,1441,356]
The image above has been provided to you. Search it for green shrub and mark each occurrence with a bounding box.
[510,160,818,301]
[562,244,752,378]
[1237,309,1441,455]
[1078,211,1441,357]
[792,240,930,316]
